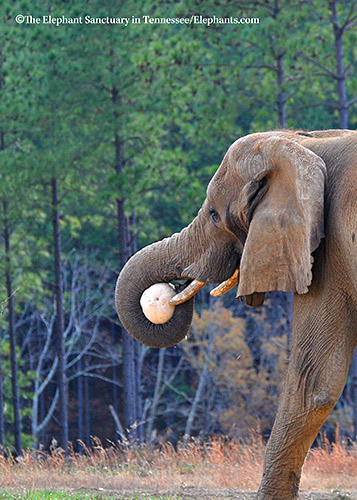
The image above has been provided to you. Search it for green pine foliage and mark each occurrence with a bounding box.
[0,0,355,447]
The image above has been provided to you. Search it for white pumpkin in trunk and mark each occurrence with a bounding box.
[140,283,176,324]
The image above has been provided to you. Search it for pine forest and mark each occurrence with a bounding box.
[0,0,356,457]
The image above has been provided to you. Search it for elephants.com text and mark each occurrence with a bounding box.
[15,14,260,27]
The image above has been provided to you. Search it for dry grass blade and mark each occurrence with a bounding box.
[0,429,355,495]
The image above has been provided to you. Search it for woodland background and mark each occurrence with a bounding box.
[0,0,356,458]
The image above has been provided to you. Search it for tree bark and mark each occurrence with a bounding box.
[276,53,287,128]
[0,68,6,452]
[146,348,165,443]
[2,198,22,456]
[111,78,138,439]
[135,341,144,443]
[51,177,69,454]
[0,343,5,450]
[112,364,119,414]
[116,197,137,438]
[330,0,349,128]
[78,358,84,452]
[183,335,214,444]
[109,405,126,442]
[270,1,286,129]
[84,357,91,447]
[122,334,137,439]
[131,226,144,442]
[39,388,45,447]
[31,310,58,447]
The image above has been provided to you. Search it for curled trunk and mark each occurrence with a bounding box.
[115,236,194,348]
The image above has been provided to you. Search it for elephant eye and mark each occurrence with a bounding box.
[209,207,220,223]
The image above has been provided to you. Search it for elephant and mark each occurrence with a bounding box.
[115,129,357,499]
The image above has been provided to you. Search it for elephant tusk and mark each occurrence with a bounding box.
[210,269,239,297]
[169,280,206,305]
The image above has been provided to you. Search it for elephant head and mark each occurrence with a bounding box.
[115,132,327,348]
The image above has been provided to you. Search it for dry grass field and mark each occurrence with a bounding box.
[0,431,356,499]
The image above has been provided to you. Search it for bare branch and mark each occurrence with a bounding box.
[298,51,338,79]
[340,4,356,31]
[164,381,192,403]
[159,357,185,400]
[36,389,59,436]
[68,370,122,386]
[38,357,58,396]
[347,96,357,107]
[344,20,357,30]
[109,405,126,441]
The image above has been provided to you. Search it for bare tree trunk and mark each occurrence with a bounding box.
[330,0,349,128]
[31,308,58,447]
[122,334,137,438]
[131,224,144,442]
[0,343,5,450]
[51,177,68,454]
[109,405,126,442]
[2,198,22,456]
[111,77,138,438]
[276,53,286,128]
[146,348,165,442]
[183,335,214,444]
[270,1,286,129]
[84,357,91,448]
[78,358,84,452]
[112,364,119,414]
[116,198,137,437]
[135,341,144,443]
[39,389,45,447]
[286,293,293,355]
[0,76,7,454]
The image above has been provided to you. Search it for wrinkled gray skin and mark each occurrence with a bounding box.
[115,129,357,499]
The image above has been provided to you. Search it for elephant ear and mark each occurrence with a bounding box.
[237,136,327,300]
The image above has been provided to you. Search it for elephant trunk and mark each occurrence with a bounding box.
[115,232,195,348]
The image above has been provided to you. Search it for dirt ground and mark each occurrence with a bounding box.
[2,486,357,499]
[83,486,357,499]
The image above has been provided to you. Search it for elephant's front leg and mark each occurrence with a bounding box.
[257,298,355,500]
[256,371,335,499]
